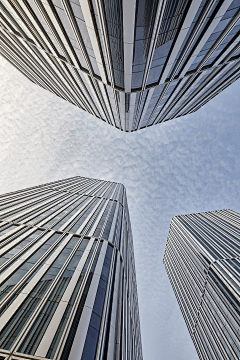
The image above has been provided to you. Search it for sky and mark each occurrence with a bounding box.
[1,55,240,360]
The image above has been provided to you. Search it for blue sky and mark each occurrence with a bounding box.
[1,55,240,359]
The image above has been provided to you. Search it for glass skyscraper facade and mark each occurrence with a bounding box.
[0,176,143,360]
[163,209,240,360]
[1,0,240,131]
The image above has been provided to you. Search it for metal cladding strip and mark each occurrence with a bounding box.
[60,0,111,121]
[157,73,206,122]
[2,0,34,39]
[173,217,215,263]
[82,73,105,118]
[179,60,240,115]
[137,87,154,129]
[0,232,71,331]
[197,8,240,70]
[34,237,95,358]
[92,180,111,197]
[0,231,54,288]
[192,257,240,332]
[0,224,25,246]
[132,0,167,130]
[73,178,99,196]
[68,240,108,360]
[0,30,71,102]
[120,91,126,132]
[141,0,167,90]
[86,179,106,196]
[50,0,102,114]
[91,79,113,123]
[5,0,92,111]
[9,31,85,108]
[113,263,123,358]
[0,228,45,273]
[98,200,116,240]
[167,72,213,118]
[0,43,49,92]
[75,199,105,235]
[98,81,114,126]
[34,0,80,67]
[13,0,66,57]
[188,69,240,114]
[59,0,95,74]
[95,0,122,129]
[31,195,85,228]
[0,187,60,218]
[78,0,107,83]
[94,0,115,86]
[100,181,115,199]
[108,202,120,244]
[170,62,233,118]
[2,194,65,225]
[148,82,170,126]
[128,92,137,132]
[11,235,90,352]
[160,0,208,84]
[87,200,109,237]
[106,252,121,360]
[1,193,62,223]
[178,0,234,78]
[58,198,98,232]
[122,0,136,93]
[95,247,117,359]
[156,76,191,123]
[214,34,240,66]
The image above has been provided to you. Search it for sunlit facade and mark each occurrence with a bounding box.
[1,0,240,131]
[0,176,143,360]
[163,209,240,360]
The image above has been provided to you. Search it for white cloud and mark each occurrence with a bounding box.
[1,55,240,359]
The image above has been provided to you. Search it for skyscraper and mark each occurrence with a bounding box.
[163,209,240,360]
[0,176,143,360]
[1,0,240,131]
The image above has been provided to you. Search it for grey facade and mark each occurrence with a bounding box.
[0,176,143,360]
[163,209,240,360]
[1,0,240,131]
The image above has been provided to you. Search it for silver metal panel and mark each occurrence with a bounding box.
[88,200,108,237]
[68,240,107,360]
[137,88,154,129]
[160,0,202,84]
[108,201,119,243]
[123,0,136,92]
[35,237,95,357]
[0,230,53,284]
[58,197,93,231]
[120,91,126,132]
[78,0,107,83]
[179,0,234,78]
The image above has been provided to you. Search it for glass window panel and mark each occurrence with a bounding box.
[0,224,19,239]
[17,238,89,355]
[52,242,103,360]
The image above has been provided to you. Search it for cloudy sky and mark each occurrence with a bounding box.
[1,55,240,360]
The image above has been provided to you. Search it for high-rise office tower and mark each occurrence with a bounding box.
[1,0,240,131]
[163,209,240,360]
[0,176,143,360]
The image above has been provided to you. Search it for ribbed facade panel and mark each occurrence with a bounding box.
[163,209,240,360]
[0,176,143,360]
[1,0,240,131]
